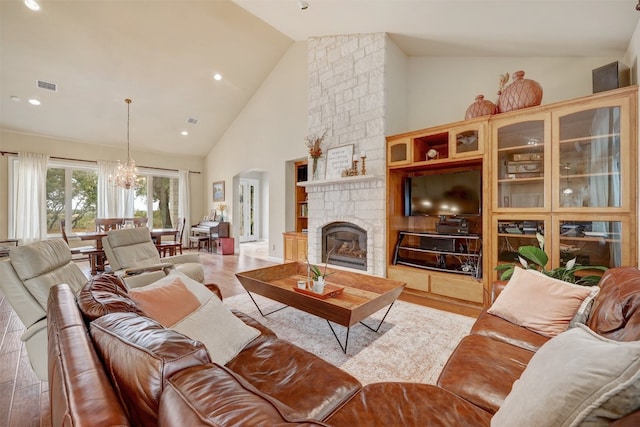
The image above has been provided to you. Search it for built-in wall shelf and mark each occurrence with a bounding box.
[297,174,382,188]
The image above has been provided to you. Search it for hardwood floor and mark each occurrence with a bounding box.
[0,239,477,426]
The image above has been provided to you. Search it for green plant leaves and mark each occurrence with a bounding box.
[494,233,607,286]
[518,245,548,269]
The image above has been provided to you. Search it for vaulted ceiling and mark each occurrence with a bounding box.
[1,0,638,156]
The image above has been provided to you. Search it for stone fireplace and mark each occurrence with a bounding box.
[322,221,367,271]
[304,33,389,277]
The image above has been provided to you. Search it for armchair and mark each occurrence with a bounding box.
[102,226,204,288]
[0,239,88,380]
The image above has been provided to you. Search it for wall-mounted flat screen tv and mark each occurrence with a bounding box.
[404,170,481,217]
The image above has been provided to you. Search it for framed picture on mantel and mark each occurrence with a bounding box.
[213,181,225,202]
[325,144,354,179]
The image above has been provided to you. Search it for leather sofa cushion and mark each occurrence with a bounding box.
[90,312,211,427]
[437,334,534,414]
[159,364,328,427]
[78,274,144,321]
[588,266,640,341]
[471,310,549,352]
[325,382,491,427]
[226,337,362,421]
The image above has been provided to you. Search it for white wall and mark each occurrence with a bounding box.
[0,129,205,238]
[385,37,409,136]
[407,57,620,130]
[624,18,640,85]
[204,41,308,259]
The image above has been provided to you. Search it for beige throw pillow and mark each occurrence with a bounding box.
[491,324,640,427]
[171,296,260,365]
[488,267,595,337]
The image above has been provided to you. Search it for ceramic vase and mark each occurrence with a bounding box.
[497,70,543,113]
[465,95,496,119]
[313,277,325,293]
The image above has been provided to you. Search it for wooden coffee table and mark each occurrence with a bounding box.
[235,262,406,353]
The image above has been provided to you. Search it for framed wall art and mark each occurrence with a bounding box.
[325,144,354,179]
[213,181,225,202]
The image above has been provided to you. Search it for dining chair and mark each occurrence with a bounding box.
[123,217,148,227]
[95,218,124,232]
[158,217,185,257]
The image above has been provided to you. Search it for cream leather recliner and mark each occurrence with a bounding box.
[0,239,88,380]
[102,226,204,288]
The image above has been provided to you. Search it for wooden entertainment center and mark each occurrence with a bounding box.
[386,86,638,311]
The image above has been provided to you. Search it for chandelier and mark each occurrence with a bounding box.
[110,98,139,190]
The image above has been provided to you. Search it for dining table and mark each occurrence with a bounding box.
[75,231,108,274]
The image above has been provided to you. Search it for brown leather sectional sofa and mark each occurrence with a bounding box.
[48,267,640,426]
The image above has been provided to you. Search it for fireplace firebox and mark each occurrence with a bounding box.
[322,222,367,271]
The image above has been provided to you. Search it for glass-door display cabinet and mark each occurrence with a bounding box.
[492,113,551,211]
[554,216,630,269]
[490,87,636,284]
[553,96,632,211]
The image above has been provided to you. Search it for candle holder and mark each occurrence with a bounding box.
[341,160,360,177]
[360,155,367,175]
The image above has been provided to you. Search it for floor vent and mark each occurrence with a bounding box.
[36,80,57,91]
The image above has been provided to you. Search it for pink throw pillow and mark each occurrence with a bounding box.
[488,267,594,337]
[129,277,201,327]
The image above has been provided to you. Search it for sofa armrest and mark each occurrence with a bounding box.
[21,317,47,341]
[205,283,222,300]
[124,263,174,276]
[491,280,508,303]
[164,253,201,264]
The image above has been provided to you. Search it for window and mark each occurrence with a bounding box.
[47,166,98,234]
[47,161,98,234]
[9,156,181,237]
[134,172,180,229]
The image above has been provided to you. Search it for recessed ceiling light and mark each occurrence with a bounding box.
[213,73,222,81]
[24,0,40,11]
[28,98,41,106]
[10,96,20,102]
[181,131,189,136]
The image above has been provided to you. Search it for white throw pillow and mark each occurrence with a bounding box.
[171,296,260,365]
[491,324,640,427]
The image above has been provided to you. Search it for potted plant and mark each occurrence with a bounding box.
[306,249,335,293]
[495,233,607,286]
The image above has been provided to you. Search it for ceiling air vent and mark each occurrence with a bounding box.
[36,80,57,92]
[186,117,198,125]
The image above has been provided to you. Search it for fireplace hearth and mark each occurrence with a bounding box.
[322,222,367,271]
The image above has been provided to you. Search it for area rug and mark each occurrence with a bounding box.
[224,292,475,385]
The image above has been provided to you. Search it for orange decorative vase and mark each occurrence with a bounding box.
[497,70,543,113]
[465,95,496,119]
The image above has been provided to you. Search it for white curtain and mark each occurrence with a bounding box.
[97,160,134,218]
[178,169,191,246]
[15,152,49,244]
